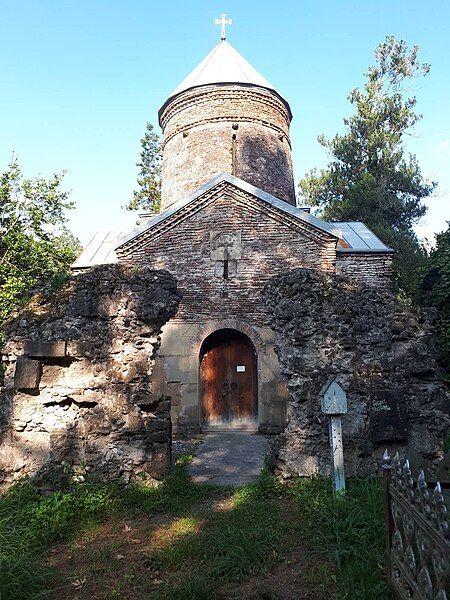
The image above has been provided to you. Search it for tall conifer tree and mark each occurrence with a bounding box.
[126,122,162,213]
[299,36,435,298]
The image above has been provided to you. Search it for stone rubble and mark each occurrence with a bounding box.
[0,265,181,491]
[263,268,449,479]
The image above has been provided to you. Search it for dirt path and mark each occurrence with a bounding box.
[45,491,332,599]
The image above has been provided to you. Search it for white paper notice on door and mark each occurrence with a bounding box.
[236,365,246,372]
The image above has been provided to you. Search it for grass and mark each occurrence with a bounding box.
[0,458,391,600]
[287,477,392,599]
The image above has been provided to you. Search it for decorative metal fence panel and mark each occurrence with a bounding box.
[382,451,450,600]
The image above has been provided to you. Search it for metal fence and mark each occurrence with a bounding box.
[381,451,450,600]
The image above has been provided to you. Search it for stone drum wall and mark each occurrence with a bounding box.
[264,268,449,479]
[0,265,181,491]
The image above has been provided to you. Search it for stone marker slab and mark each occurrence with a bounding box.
[25,340,67,358]
[14,356,42,389]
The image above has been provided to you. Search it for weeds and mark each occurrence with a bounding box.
[0,460,218,599]
[0,460,390,599]
[288,476,392,599]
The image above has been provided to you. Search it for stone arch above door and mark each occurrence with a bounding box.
[191,319,266,357]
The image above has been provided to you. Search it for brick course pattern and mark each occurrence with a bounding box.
[116,183,337,327]
[336,252,393,286]
[159,84,296,209]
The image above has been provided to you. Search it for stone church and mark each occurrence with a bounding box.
[2,27,447,488]
[74,34,393,435]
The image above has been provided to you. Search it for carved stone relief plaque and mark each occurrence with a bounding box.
[210,231,242,261]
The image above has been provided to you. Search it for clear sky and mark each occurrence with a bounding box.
[1,1,449,245]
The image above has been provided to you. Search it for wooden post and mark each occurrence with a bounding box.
[329,415,345,493]
[381,449,393,585]
[320,378,348,494]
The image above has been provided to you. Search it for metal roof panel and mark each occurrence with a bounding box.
[332,222,393,252]
[72,230,124,269]
[115,173,341,250]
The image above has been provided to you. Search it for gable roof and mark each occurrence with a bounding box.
[114,173,340,250]
[72,174,394,270]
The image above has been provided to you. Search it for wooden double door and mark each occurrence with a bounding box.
[200,329,257,429]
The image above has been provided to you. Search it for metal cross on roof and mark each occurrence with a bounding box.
[215,13,232,41]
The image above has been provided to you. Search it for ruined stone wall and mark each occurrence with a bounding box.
[336,252,393,287]
[116,185,337,327]
[159,84,296,209]
[0,265,181,491]
[264,268,449,479]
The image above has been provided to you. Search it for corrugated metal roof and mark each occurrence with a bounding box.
[72,231,123,270]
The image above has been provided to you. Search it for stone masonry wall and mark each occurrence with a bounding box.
[336,252,393,287]
[264,268,449,479]
[116,184,337,327]
[0,265,181,491]
[159,84,296,209]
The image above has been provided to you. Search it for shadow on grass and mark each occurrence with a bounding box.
[0,457,216,599]
[145,472,294,599]
[0,459,392,600]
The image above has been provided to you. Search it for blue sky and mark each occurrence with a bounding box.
[1,1,449,245]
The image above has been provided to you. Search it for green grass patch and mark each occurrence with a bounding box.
[147,474,292,599]
[0,460,391,600]
[288,476,393,599]
[0,459,219,600]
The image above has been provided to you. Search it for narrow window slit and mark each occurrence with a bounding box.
[223,259,229,279]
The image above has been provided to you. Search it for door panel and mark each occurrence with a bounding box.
[200,330,257,429]
[229,338,257,420]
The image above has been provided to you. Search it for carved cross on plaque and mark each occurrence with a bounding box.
[210,231,241,279]
[223,246,229,279]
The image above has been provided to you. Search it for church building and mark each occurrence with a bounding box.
[73,23,394,436]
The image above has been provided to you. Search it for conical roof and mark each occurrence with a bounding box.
[160,40,290,115]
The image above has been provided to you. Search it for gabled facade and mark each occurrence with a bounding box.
[111,174,392,433]
[75,37,394,434]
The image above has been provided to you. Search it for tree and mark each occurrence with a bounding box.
[299,36,436,298]
[419,224,450,371]
[126,122,162,213]
[0,159,80,322]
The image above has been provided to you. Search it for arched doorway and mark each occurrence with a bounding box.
[200,329,258,430]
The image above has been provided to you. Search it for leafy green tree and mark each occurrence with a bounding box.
[419,224,450,371]
[299,36,436,297]
[0,159,80,322]
[126,122,162,213]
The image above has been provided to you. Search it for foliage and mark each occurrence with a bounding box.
[288,476,392,599]
[0,159,80,323]
[419,224,450,370]
[126,122,162,213]
[299,36,435,298]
